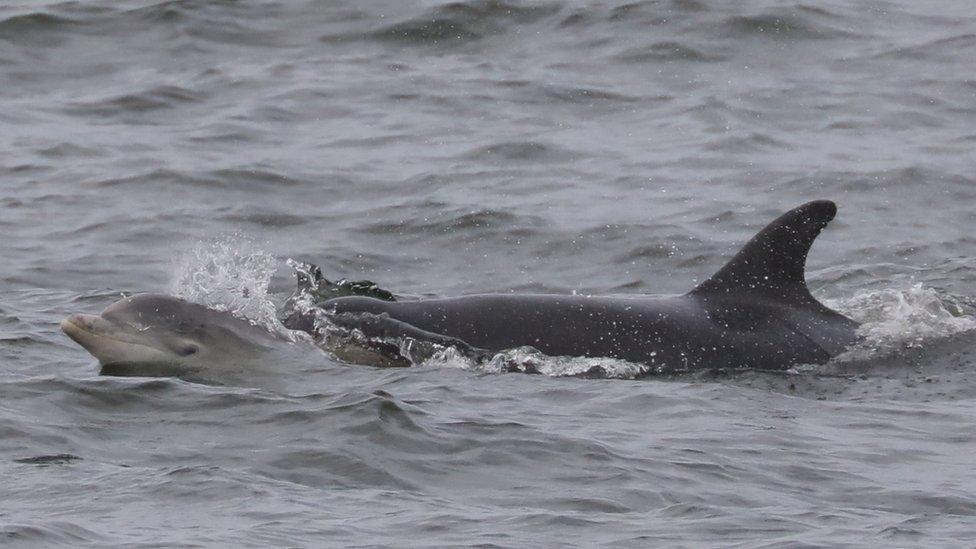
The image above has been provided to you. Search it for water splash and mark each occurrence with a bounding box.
[283,258,320,314]
[827,283,976,361]
[411,344,649,380]
[170,235,286,335]
[483,347,650,379]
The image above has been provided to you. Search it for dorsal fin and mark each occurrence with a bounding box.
[690,200,837,304]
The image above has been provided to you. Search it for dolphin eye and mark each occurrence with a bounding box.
[178,344,199,357]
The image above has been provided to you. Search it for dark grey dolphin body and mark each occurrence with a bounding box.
[293,200,858,372]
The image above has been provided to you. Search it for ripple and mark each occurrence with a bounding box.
[94,167,307,191]
[561,0,708,28]
[363,208,545,237]
[34,143,103,159]
[13,453,82,465]
[705,133,793,153]
[122,0,287,47]
[222,210,309,228]
[614,41,722,63]
[263,448,419,490]
[868,33,976,61]
[0,522,104,544]
[0,12,80,45]
[210,168,306,188]
[539,84,641,105]
[66,84,206,116]
[367,1,560,47]
[465,141,575,163]
[723,12,856,40]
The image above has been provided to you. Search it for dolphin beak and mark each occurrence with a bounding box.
[61,315,146,357]
[60,313,130,355]
[61,312,166,368]
[60,314,102,344]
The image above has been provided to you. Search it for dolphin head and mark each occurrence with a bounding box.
[61,294,278,379]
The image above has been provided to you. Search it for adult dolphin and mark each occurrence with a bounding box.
[292,200,859,372]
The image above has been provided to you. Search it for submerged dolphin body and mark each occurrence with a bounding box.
[61,294,289,384]
[291,200,859,372]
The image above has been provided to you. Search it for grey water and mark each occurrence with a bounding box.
[2,0,976,546]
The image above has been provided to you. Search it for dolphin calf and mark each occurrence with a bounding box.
[290,200,859,372]
[61,294,290,384]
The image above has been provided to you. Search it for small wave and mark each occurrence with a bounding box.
[561,0,707,28]
[828,284,976,362]
[539,84,640,105]
[66,84,206,115]
[34,142,102,159]
[209,168,305,188]
[465,141,574,163]
[867,33,976,61]
[123,0,197,25]
[122,0,286,47]
[14,453,82,465]
[613,0,714,19]
[371,15,481,45]
[705,133,793,153]
[368,1,560,47]
[222,210,309,228]
[94,169,194,188]
[807,167,975,194]
[0,522,104,545]
[615,241,682,262]
[614,41,721,63]
[95,168,306,191]
[0,12,79,45]
[362,208,545,238]
[723,12,854,40]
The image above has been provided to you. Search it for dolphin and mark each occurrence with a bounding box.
[62,200,859,378]
[289,200,859,372]
[60,294,290,384]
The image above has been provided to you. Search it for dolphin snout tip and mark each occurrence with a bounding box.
[60,314,98,341]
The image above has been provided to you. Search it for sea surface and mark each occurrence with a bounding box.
[2,0,976,546]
